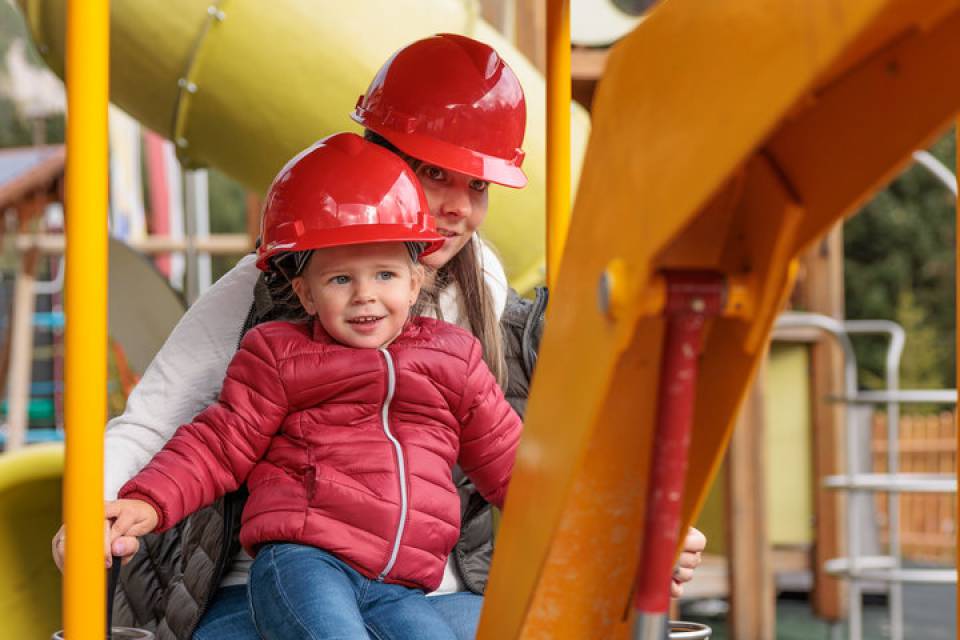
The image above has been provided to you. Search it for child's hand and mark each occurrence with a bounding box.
[671,526,706,598]
[105,499,159,567]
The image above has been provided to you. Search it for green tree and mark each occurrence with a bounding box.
[844,131,956,391]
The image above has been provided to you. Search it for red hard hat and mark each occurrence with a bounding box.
[256,132,444,271]
[352,33,527,188]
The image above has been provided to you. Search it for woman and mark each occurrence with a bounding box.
[53,34,705,640]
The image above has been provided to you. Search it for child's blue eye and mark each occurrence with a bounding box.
[330,275,350,285]
[377,271,395,281]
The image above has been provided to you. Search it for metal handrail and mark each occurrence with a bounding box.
[825,557,957,584]
[774,313,918,640]
[823,473,956,493]
[832,390,957,404]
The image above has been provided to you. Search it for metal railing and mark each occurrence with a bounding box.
[774,312,957,640]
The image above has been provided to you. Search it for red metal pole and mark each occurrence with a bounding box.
[633,272,725,640]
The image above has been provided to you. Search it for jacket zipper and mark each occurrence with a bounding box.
[377,347,408,581]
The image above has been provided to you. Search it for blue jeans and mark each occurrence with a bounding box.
[193,559,482,639]
[247,543,469,640]
[193,583,482,640]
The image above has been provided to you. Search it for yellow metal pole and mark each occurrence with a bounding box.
[546,0,570,290]
[63,0,109,637]
[956,119,959,620]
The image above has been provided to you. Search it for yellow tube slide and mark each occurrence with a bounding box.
[0,444,64,638]
[21,0,590,293]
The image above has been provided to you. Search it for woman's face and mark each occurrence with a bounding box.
[415,163,490,269]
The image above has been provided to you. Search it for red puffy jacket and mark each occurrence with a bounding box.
[119,317,521,591]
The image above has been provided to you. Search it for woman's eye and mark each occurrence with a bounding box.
[470,179,489,193]
[330,275,350,285]
[423,166,445,181]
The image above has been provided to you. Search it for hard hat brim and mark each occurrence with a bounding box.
[354,115,528,189]
[257,223,444,271]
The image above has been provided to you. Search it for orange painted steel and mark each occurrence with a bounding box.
[63,0,109,637]
[479,2,960,638]
[546,0,570,290]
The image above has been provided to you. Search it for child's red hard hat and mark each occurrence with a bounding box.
[256,132,443,271]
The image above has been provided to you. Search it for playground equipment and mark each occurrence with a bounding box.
[776,312,958,640]
[477,1,960,638]
[12,0,960,637]
[20,0,592,294]
[0,444,64,638]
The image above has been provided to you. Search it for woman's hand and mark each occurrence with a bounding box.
[51,521,121,571]
[50,501,154,573]
[51,524,67,571]
[670,527,706,598]
[104,499,159,567]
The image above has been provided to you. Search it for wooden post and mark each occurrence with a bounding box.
[725,359,776,639]
[245,193,262,247]
[795,225,847,621]
[5,194,50,451]
[953,120,960,610]
[5,246,39,450]
[515,0,547,72]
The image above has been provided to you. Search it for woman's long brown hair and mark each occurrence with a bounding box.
[424,236,506,388]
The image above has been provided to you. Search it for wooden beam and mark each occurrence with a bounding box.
[795,225,847,622]
[15,233,252,255]
[479,0,509,37]
[571,47,608,80]
[246,193,262,247]
[515,0,546,72]
[5,247,39,451]
[725,359,776,638]
[571,47,608,111]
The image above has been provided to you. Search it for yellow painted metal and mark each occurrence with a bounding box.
[546,0,570,291]
[479,2,960,638]
[0,444,64,639]
[63,0,108,636]
[956,120,959,620]
[19,0,591,294]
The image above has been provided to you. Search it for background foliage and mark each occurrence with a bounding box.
[844,132,956,392]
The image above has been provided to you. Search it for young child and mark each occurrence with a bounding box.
[106,132,522,640]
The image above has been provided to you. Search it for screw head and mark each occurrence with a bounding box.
[597,271,612,314]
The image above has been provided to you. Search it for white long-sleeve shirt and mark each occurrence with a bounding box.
[104,238,509,593]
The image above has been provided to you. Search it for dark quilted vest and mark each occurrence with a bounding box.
[112,281,547,639]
